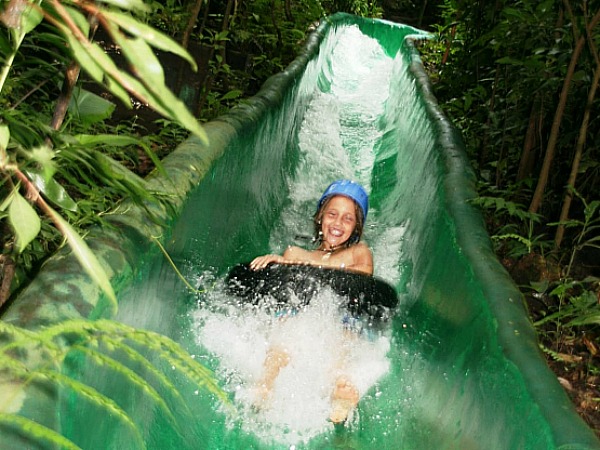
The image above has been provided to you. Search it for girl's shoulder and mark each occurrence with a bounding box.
[283,245,311,258]
[352,241,372,255]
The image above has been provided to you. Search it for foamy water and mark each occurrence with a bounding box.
[190,24,404,446]
[192,287,390,445]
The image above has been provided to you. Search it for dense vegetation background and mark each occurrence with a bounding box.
[1,0,599,435]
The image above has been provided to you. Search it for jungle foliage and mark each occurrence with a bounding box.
[0,0,393,308]
[427,0,600,421]
[1,0,599,434]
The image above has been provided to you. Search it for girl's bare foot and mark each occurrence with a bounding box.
[330,376,359,423]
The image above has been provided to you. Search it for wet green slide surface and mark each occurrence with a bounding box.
[2,13,600,450]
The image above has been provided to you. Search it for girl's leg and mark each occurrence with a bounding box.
[254,346,290,407]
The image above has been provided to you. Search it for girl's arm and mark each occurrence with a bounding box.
[249,246,306,270]
[345,243,373,275]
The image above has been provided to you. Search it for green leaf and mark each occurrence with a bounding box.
[109,30,208,144]
[47,207,118,313]
[28,145,55,180]
[496,56,523,66]
[74,134,143,147]
[20,0,44,36]
[221,89,242,100]
[0,123,9,150]
[119,36,165,84]
[62,32,105,84]
[61,29,131,107]
[96,0,149,14]
[0,124,9,166]
[62,5,90,37]
[36,369,144,446]
[8,190,41,253]
[74,134,167,178]
[102,10,197,71]
[0,414,81,450]
[24,169,78,212]
[69,87,116,126]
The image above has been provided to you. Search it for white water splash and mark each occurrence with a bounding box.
[190,24,401,446]
[192,288,390,445]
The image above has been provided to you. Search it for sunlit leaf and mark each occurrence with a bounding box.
[28,145,55,180]
[69,87,116,126]
[61,29,131,107]
[221,89,242,100]
[0,124,9,166]
[102,10,197,71]
[119,36,165,84]
[24,169,78,212]
[75,134,143,147]
[96,0,149,14]
[20,0,43,35]
[8,190,41,253]
[62,31,105,83]
[47,207,117,312]
[108,29,208,144]
[62,5,90,37]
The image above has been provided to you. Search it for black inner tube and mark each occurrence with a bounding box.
[225,263,398,322]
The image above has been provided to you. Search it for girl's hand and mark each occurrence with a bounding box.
[249,254,285,271]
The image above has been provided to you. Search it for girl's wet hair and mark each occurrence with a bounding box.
[313,195,365,247]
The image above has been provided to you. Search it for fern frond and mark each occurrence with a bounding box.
[99,336,191,416]
[35,369,145,448]
[0,322,62,360]
[71,344,179,428]
[89,320,228,403]
[0,413,82,450]
[119,328,228,403]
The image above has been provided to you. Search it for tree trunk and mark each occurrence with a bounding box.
[49,17,98,133]
[529,9,600,214]
[417,0,427,27]
[479,65,500,170]
[174,0,206,100]
[528,35,585,214]
[284,0,293,22]
[271,0,283,50]
[49,61,80,132]
[441,23,456,66]
[181,0,204,50]
[219,0,235,64]
[196,0,235,115]
[0,254,15,309]
[517,98,543,183]
[554,14,600,247]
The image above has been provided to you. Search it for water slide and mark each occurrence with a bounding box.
[2,13,600,450]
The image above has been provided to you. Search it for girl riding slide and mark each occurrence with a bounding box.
[250,179,373,424]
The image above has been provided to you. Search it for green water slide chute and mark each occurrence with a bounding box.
[1,13,599,450]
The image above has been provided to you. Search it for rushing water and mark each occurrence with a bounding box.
[188,26,404,446]
[101,21,441,450]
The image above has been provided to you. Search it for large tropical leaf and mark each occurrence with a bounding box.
[68,87,116,127]
[102,10,197,71]
[46,206,118,313]
[8,189,41,254]
[24,169,78,212]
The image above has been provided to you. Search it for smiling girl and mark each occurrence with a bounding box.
[248,180,373,424]
[250,179,373,275]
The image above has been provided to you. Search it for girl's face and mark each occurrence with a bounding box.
[320,195,357,248]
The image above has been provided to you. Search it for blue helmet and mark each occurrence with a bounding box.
[317,179,369,220]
